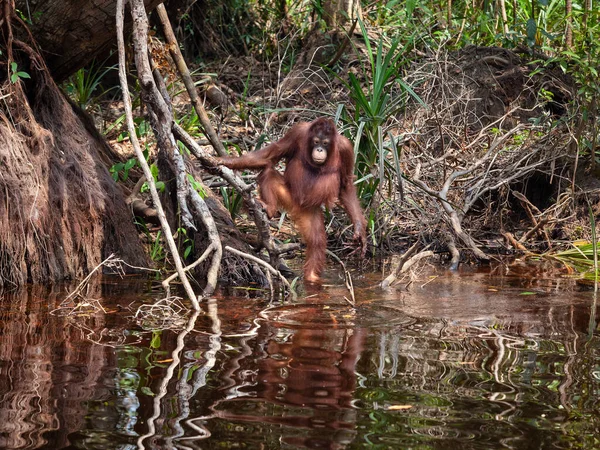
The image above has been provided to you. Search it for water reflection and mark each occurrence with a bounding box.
[196,303,366,448]
[0,266,599,449]
[0,282,150,449]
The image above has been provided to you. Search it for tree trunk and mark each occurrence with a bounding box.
[0,2,152,286]
[565,0,573,49]
[322,0,362,29]
[1,0,272,289]
[15,0,164,82]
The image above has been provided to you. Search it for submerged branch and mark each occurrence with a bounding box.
[225,245,296,300]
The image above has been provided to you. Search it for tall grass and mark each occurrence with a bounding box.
[339,19,423,208]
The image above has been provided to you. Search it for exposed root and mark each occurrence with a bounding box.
[0,5,148,287]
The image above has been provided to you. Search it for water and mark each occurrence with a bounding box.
[0,262,599,449]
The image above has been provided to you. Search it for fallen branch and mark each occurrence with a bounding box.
[326,19,358,68]
[380,241,422,289]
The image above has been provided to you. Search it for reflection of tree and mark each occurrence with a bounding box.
[0,285,109,448]
[355,296,600,445]
[138,299,220,449]
[3,277,599,448]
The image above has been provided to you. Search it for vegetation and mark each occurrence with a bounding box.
[2,0,600,290]
[166,0,599,274]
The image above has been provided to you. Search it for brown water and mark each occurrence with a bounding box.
[0,262,599,449]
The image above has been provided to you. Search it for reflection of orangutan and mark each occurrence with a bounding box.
[218,118,367,282]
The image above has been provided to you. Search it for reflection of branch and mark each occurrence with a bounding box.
[169,300,222,446]
[137,299,221,450]
[137,309,201,449]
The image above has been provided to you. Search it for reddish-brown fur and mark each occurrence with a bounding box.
[218,118,367,282]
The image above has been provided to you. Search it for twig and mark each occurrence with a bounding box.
[326,250,356,306]
[512,191,552,248]
[224,245,296,301]
[326,19,358,68]
[63,253,119,303]
[162,243,215,285]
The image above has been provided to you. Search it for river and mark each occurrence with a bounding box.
[0,260,598,449]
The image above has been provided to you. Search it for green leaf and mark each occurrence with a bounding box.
[140,387,155,396]
[150,164,159,181]
[125,158,137,171]
[397,78,426,107]
[519,291,537,295]
[150,331,161,348]
[526,18,537,44]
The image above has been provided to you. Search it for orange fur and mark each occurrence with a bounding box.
[218,118,367,282]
